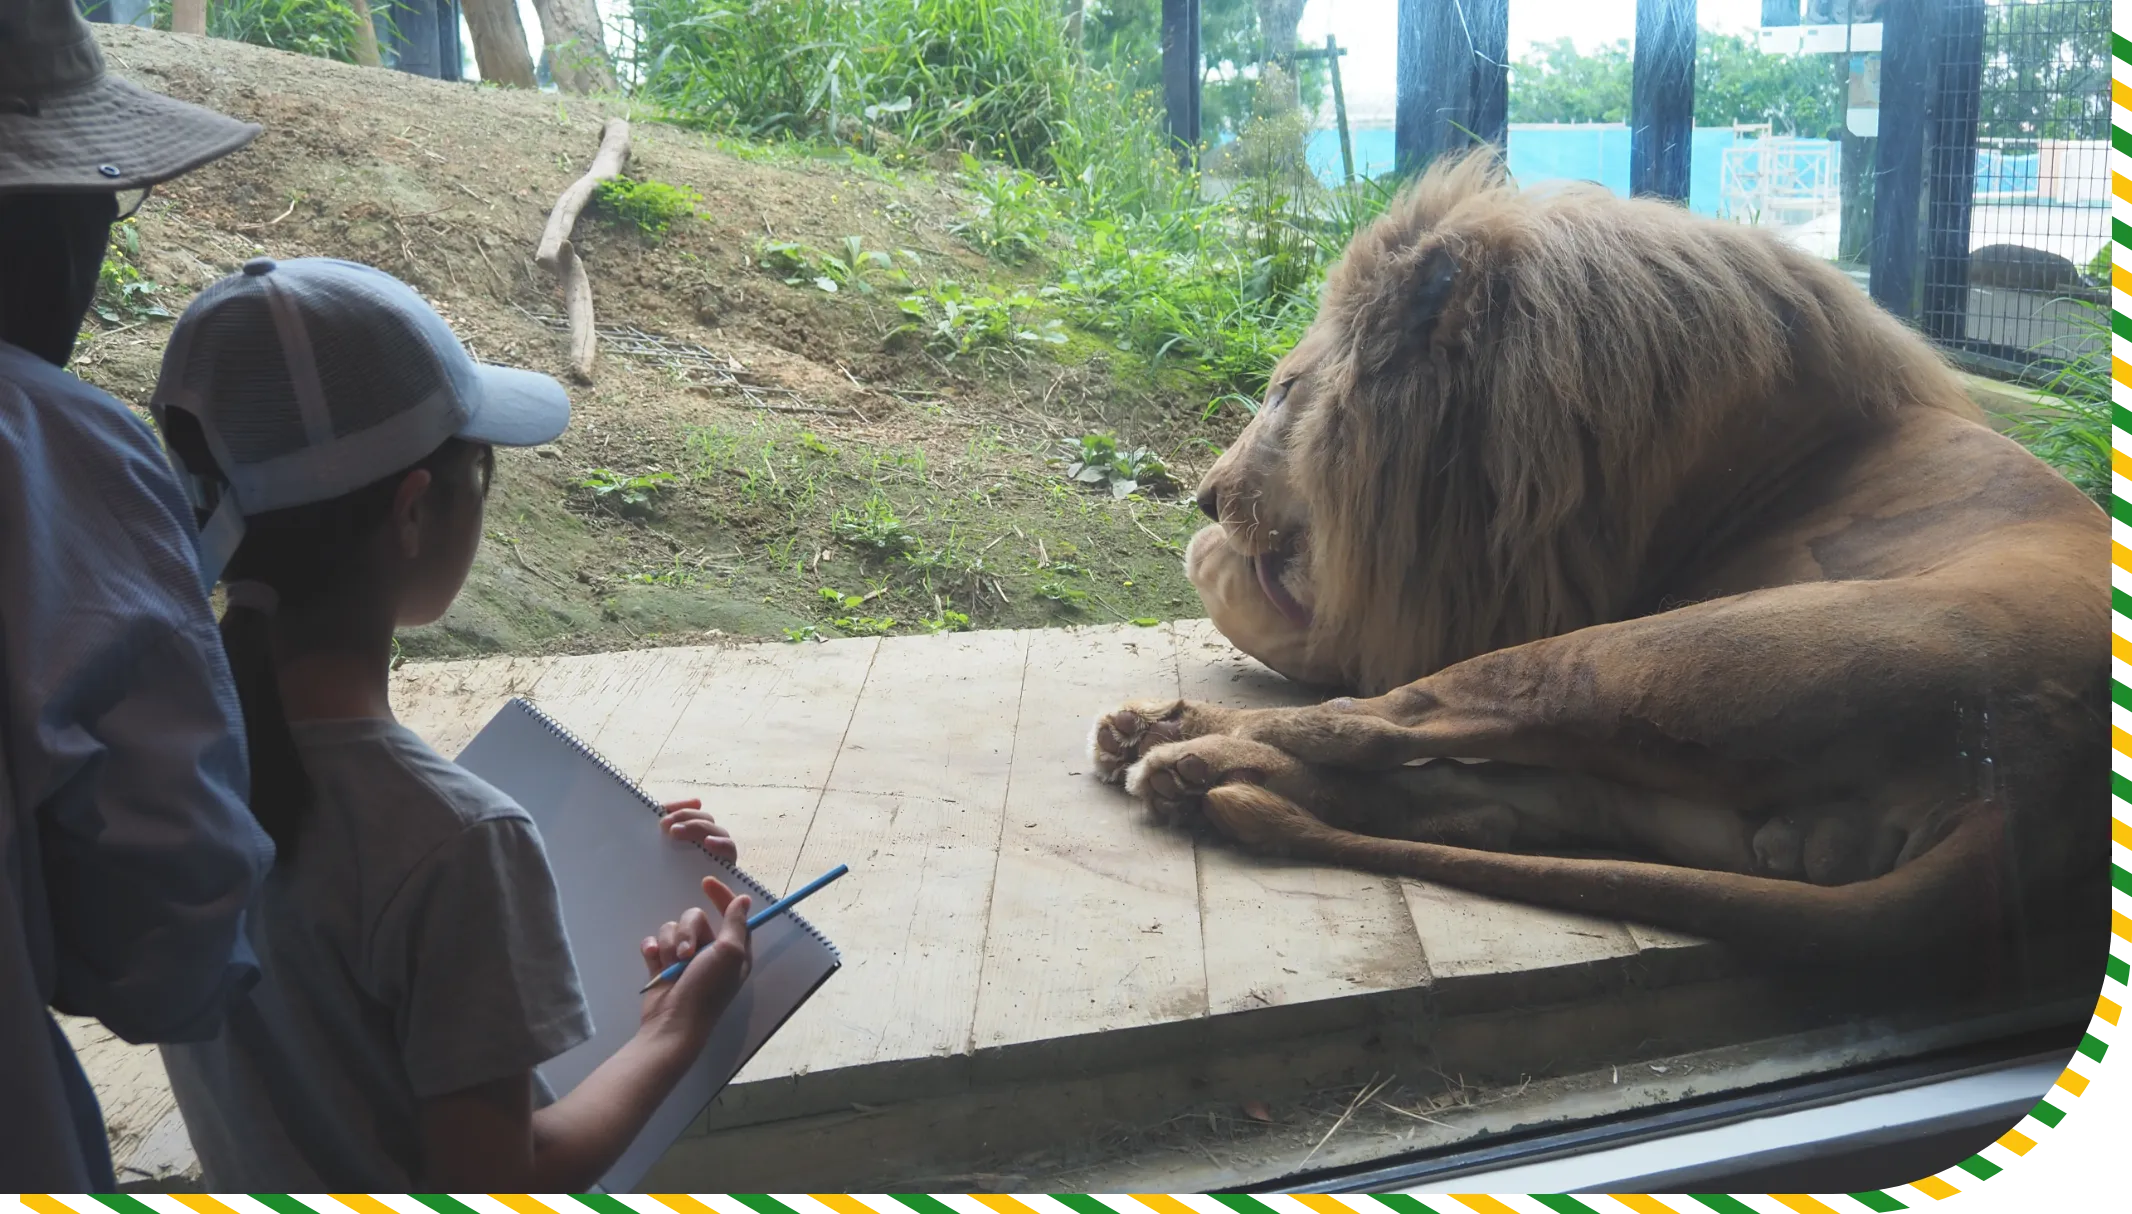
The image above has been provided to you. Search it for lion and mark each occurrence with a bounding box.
[1090,151,2109,967]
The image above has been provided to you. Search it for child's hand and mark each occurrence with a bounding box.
[660,798,737,863]
[637,876,752,1046]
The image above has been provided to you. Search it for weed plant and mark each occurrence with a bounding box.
[2006,300,2112,507]
[592,176,703,241]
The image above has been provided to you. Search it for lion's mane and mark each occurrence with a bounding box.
[1291,151,1976,695]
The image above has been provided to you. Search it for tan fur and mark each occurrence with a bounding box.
[1106,150,2108,966]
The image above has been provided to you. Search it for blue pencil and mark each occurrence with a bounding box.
[638,862,849,992]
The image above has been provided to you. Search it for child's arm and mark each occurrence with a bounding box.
[416,875,753,1192]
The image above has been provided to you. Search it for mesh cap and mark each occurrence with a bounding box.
[151,257,570,588]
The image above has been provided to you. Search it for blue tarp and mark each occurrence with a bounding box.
[1307,124,2045,210]
[1307,125,1769,217]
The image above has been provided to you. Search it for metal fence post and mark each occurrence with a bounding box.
[1630,0,1698,201]
[1869,0,1934,318]
[1920,0,1986,343]
[1162,0,1203,166]
[1396,0,1510,178]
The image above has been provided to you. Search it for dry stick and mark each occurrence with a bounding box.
[473,241,511,294]
[1133,514,1180,551]
[507,543,571,592]
[1300,1073,1395,1167]
[536,117,632,383]
[1373,1097,1454,1129]
[557,245,597,378]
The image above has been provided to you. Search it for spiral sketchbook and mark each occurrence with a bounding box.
[455,696,842,1191]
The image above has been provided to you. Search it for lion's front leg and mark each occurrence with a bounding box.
[1088,693,1441,783]
[1125,734,1525,853]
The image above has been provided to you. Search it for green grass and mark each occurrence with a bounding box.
[627,0,1363,415]
[91,218,173,325]
[626,0,1078,172]
[150,0,387,63]
[592,176,703,241]
[668,414,1206,640]
[2005,300,2112,508]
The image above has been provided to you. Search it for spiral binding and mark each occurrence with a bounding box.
[502,696,840,955]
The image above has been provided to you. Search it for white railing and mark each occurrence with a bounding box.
[1719,134,1841,226]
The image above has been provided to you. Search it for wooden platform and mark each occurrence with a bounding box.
[391,621,1726,1053]
[379,622,1782,1181]
[80,621,2083,1189]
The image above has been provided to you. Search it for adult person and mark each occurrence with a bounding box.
[0,0,276,1189]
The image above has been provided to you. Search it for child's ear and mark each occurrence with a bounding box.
[391,468,435,559]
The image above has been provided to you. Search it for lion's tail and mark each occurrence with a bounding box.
[1212,785,2008,965]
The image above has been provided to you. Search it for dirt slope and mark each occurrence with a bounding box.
[80,26,1218,659]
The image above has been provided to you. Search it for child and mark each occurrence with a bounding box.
[150,256,748,1191]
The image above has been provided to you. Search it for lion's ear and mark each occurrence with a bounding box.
[1411,244,1461,346]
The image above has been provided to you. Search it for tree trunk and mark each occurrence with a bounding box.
[1255,0,1304,102]
[529,0,616,94]
[1067,0,1084,49]
[171,0,204,36]
[346,0,383,67]
[460,0,538,88]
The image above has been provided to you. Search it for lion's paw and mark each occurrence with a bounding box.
[1087,699,1190,784]
[1123,735,1300,827]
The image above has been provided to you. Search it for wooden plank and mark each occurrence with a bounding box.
[747,788,1001,1078]
[1625,921,1735,987]
[825,629,1029,801]
[1173,620,1431,1014]
[641,638,878,792]
[58,1015,195,1185]
[1401,880,1638,1010]
[1625,922,1716,956]
[742,631,1030,1077]
[972,624,1206,1048]
[389,653,553,757]
[523,648,664,743]
[581,645,728,780]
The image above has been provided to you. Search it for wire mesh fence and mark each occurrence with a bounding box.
[1919,0,2109,373]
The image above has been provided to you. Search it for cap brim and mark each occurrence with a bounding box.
[460,364,572,448]
[0,77,261,196]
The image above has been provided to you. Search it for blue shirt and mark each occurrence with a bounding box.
[0,339,273,1189]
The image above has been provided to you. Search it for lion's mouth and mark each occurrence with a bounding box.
[1253,542,1313,629]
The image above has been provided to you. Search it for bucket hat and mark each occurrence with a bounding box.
[0,0,261,196]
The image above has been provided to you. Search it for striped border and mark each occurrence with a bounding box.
[9,17,2131,1214]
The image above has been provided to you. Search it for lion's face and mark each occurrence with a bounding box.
[1183,329,1338,685]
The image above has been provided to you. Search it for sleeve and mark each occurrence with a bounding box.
[367,815,595,1100]
[1,369,276,1045]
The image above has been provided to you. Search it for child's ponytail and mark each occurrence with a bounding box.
[216,579,310,855]
[159,407,479,859]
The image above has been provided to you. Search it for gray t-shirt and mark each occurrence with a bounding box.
[161,718,594,1190]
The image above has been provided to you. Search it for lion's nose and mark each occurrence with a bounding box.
[1196,488,1220,520]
